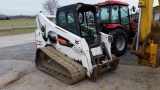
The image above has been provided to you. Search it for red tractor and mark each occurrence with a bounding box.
[97,0,137,56]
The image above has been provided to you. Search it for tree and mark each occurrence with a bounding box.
[6,17,10,20]
[43,0,60,15]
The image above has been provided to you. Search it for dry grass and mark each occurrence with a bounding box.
[0,18,36,36]
[0,18,36,28]
[0,27,36,36]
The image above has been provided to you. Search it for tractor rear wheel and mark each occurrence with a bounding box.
[109,29,128,56]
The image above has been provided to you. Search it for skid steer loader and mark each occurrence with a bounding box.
[35,3,119,84]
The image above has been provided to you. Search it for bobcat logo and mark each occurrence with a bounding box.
[75,40,79,44]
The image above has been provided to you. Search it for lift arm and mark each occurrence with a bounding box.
[137,0,154,43]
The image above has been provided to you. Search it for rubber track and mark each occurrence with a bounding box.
[35,46,87,85]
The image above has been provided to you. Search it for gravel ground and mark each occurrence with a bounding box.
[0,33,34,48]
[0,60,160,90]
[0,42,36,61]
[0,33,160,90]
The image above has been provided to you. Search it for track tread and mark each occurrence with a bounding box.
[35,46,87,85]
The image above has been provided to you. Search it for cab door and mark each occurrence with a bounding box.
[120,6,132,40]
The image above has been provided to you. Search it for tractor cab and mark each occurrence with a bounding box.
[97,0,131,34]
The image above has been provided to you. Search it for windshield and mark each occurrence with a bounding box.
[78,11,98,44]
[120,6,129,24]
[99,5,120,23]
[98,5,129,24]
[110,5,120,23]
[58,10,78,35]
[99,6,109,23]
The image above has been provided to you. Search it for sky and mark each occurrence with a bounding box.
[0,0,159,15]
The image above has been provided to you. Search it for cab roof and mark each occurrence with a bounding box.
[57,3,97,12]
[97,0,129,6]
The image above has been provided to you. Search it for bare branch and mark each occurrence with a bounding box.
[43,0,60,15]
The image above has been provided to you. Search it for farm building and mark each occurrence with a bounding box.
[153,6,160,20]
[132,6,160,21]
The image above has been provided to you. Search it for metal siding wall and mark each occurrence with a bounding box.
[154,12,160,20]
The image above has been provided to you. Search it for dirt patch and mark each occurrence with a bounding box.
[0,71,26,89]
[0,60,35,90]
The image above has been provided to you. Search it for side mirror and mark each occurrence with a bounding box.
[132,6,136,12]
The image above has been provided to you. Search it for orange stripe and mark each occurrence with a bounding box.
[56,38,67,44]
